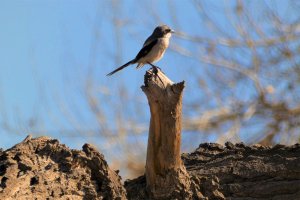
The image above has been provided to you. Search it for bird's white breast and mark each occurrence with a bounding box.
[140,37,170,64]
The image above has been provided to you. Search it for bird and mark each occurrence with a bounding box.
[106,25,174,76]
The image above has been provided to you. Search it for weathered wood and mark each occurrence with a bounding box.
[182,142,300,200]
[141,68,192,199]
[125,142,300,200]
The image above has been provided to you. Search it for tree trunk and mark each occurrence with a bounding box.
[141,68,192,199]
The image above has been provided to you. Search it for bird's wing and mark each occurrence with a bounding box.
[135,39,158,61]
[142,35,154,47]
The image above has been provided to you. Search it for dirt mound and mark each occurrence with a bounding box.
[0,135,126,200]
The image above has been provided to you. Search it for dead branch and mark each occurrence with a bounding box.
[141,68,192,199]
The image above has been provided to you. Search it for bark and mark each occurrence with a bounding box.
[183,142,300,200]
[126,142,300,200]
[141,68,192,199]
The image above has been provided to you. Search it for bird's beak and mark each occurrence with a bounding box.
[170,29,175,33]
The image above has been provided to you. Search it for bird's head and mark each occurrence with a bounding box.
[152,25,175,38]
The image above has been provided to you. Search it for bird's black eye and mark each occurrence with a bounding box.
[165,29,171,33]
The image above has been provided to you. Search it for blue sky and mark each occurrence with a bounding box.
[0,0,204,149]
[0,0,214,178]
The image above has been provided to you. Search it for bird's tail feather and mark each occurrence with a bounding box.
[106,59,136,76]
[136,63,144,69]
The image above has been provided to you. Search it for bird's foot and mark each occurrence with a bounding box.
[147,62,159,75]
[152,65,162,72]
[147,62,164,87]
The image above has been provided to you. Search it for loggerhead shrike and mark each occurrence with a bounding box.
[106,25,174,76]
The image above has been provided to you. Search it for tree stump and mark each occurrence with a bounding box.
[141,68,192,199]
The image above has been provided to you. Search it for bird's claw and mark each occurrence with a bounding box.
[147,62,165,87]
[147,62,159,75]
[152,66,159,75]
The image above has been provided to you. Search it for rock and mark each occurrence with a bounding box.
[0,135,126,200]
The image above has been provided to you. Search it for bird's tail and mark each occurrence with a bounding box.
[106,59,136,76]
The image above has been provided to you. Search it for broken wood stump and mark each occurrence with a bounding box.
[141,68,192,199]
